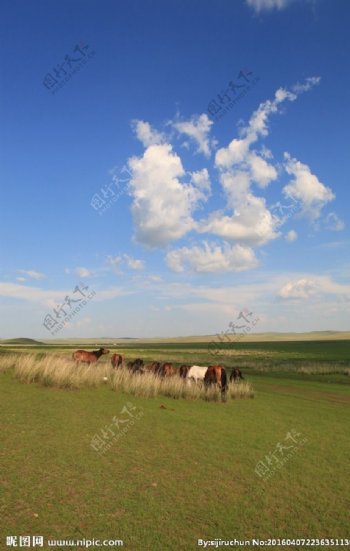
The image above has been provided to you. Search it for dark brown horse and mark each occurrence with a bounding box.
[160,363,176,377]
[111,353,123,369]
[127,358,144,374]
[72,348,109,366]
[179,365,191,379]
[230,368,244,382]
[204,365,228,395]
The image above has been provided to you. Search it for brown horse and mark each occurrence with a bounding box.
[127,358,144,374]
[179,365,191,379]
[160,363,177,377]
[230,368,244,382]
[204,365,228,395]
[72,348,109,366]
[111,353,123,369]
[144,361,162,375]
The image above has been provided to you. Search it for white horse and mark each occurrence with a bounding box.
[186,365,208,384]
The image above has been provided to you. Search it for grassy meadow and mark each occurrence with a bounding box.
[1,336,350,550]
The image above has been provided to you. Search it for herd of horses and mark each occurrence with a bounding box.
[72,348,244,394]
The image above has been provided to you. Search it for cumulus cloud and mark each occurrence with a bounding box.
[166,241,258,273]
[172,114,215,157]
[132,120,164,147]
[200,171,280,245]
[208,80,323,249]
[124,76,334,275]
[128,143,205,247]
[283,153,335,220]
[278,278,318,299]
[17,269,45,280]
[190,168,211,194]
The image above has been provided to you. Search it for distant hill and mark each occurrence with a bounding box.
[1,337,45,345]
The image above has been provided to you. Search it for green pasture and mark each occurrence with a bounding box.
[1,341,350,550]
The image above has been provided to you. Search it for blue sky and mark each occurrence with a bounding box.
[1,0,349,338]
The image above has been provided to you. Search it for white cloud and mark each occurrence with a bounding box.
[132,120,164,147]
[128,143,203,247]
[324,212,345,232]
[107,254,144,271]
[215,84,305,170]
[292,76,321,94]
[124,77,328,275]
[166,241,258,273]
[190,168,211,194]
[16,277,26,282]
[173,114,215,157]
[73,266,93,278]
[123,255,144,270]
[200,171,280,245]
[17,269,45,280]
[0,282,67,304]
[278,274,350,301]
[246,0,294,13]
[285,230,298,242]
[247,152,278,188]
[283,153,335,220]
[209,78,321,251]
[278,278,318,299]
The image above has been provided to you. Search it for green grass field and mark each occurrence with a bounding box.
[1,339,350,550]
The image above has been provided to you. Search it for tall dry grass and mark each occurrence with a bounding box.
[110,368,254,401]
[0,354,18,373]
[11,354,111,389]
[0,354,254,400]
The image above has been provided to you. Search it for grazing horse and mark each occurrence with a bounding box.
[230,368,244,382]
[72,348,109,366]
[186,365,208,383]
[179,365,191,379]
[127,358,144,374]
[111,353,123,369]
[204,365,228,395]
[160,363,176,377]
[144,361,162,375]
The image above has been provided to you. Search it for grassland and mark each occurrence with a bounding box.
[1,338,350,550]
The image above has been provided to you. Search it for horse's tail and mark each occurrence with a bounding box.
[221,367,227,391]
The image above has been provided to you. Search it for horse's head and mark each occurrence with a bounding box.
[100,348,110,355]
